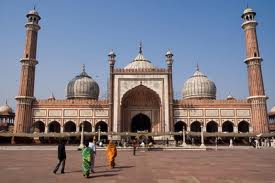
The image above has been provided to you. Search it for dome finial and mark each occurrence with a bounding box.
[196,63,200,71]
[139,41,143,54]
[82,64,86,72]
[5,99,8,105]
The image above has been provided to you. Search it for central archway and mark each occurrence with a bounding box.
[131,113,151,132]
[121,85,161,132]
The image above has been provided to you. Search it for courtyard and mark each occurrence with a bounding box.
[0,147,275,183]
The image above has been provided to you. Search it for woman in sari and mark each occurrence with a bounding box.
[81,141,92,178]
[106,140,117,168]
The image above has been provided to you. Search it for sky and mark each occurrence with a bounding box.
[0,0,274,111]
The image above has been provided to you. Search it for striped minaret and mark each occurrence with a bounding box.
[14,9,41,133]
[241,8,269,133]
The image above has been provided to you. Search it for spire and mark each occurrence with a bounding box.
[82,64,86,72]
[5,99,8,105]
[196,63,200,71]
[139,41,143,54]
[51,92,55,99]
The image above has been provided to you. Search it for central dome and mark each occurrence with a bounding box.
[124,44,155,69]
[66,66,99,100]
[182,67,216,99]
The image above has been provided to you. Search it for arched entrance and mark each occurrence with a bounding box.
[238,121,249,133]
[64,121,76,132]
[95,121,108,132]
[32,121,45,133]
[222,121,234,132]
[206,121,218,133]
[191,121,201,132]
[95,121,108,143]
[79,121,92,132]
[174,121,187,142]
[121,85,161,132]
[48,121,60,133]
[131,113,151,132]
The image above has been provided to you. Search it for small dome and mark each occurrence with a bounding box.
[226,95,235,100]
[271,106,275,113]
[26,9,41,19]
[166,50,173,56]
[243,8,254,14]
[125,44,155,69]
[66,66,99,100]
[182,67,216,99]
[242,7,256,18]
[0,102,13,114]
[108,50,116,57]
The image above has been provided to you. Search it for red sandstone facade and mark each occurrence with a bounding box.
[13,8,271,136]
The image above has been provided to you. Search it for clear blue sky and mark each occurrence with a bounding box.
[0,0,274,111]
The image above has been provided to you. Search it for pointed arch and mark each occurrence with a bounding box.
[32,121,45,133]
[190,121,201,132]
[222,121,234,132]
[238,121,249,133]
[64,121,76,132]
[48,121,60,133]
[174,121,187,132]
[95,121,108,132]
[131,113,151,132]
[79,121,92,132]
[206,121,218,133]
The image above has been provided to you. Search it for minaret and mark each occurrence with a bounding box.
[165,50,174,132]
[108,50,116,132]
[14,9,41,133]
[241,8,269,133]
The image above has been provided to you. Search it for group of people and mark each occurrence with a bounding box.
[53,138,117,178]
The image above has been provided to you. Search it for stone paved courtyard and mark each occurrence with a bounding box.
[0,147,275,183]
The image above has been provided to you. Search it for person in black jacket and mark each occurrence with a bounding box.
[53,139,66,174]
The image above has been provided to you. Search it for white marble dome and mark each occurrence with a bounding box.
[0,103,13,114]
[125,46,155,69]
[182,68,216,99]
[271,106,275,113]
[66,68,99,100]
[243,8,254,14]
[28,9,39,16]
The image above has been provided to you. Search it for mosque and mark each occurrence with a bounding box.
[6,7,274,140]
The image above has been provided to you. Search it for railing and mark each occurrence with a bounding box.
[1,131,275,138]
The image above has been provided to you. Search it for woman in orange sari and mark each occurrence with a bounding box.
[106,140,117,168]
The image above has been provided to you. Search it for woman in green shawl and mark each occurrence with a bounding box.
[81,141,92,178]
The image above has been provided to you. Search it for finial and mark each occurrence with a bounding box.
[5,99,8,105]
[82,64,86,72]
[108,49,116,58]
[139,41,143,54]
[166,49,173,56]
[196,63,200,71]
[51,92,55,98]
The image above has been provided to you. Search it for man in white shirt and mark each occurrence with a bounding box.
[88,137,97,173]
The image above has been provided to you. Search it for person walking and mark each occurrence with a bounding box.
[81,141,92,178]
[88,137,97,173]
[53,139,66,174]
[133,139,138,156]
[106,140,117,168]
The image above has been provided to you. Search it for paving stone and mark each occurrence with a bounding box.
[0,148,275,182]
